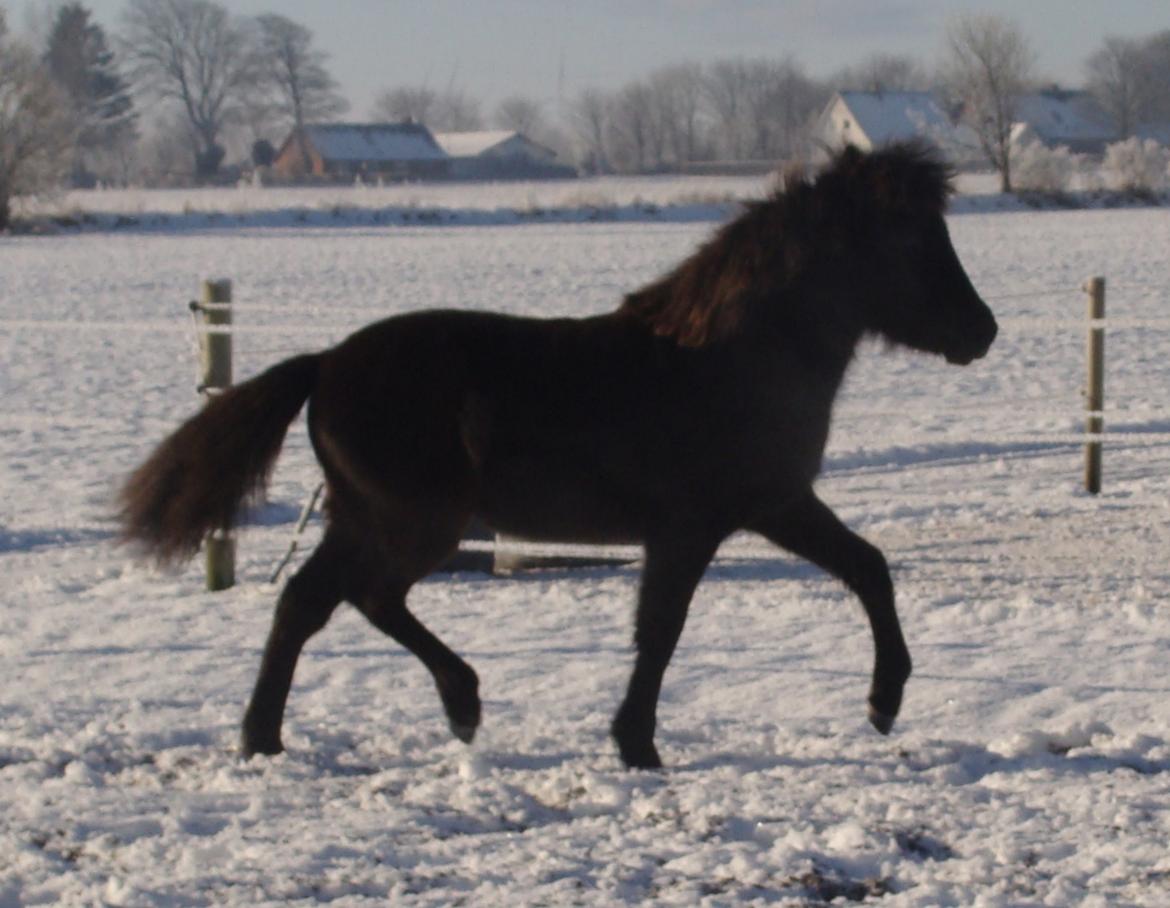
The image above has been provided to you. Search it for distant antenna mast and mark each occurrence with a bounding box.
[557,47,566,119]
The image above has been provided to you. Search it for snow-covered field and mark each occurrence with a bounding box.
[1,203,1168,905]
[16,172,1011,233]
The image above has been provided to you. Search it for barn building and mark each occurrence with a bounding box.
[432,130,574,179]
[271,122,450,182]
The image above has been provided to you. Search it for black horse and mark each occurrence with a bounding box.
[121,143,997,769]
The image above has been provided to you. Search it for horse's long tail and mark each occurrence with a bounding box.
[119,353,320,565]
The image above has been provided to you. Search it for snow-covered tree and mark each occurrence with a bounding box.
[1012,141,1077,194]
[1103,137,1170,193]
[0,30,74,227]
[944,13,1035,193]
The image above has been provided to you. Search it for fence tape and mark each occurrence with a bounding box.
[8,317,1167,339]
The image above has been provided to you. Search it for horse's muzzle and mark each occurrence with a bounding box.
[944,311,998,365]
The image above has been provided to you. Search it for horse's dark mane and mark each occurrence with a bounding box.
[619,141,955,347]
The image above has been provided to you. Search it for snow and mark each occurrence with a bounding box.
[433,131,519,158]
[18,175,769,226]
[17,172,1150,236]
[1,201,1169,905]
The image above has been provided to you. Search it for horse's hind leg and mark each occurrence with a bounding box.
[241,530,352,758]
[355,577,481,744]
[611,531,719,770]
[751,491,911,735]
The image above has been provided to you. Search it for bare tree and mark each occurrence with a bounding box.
[607,80,665,172]
[257,14,346,127]
[493,94,543,135]
[565,87,609,173]
[1137,31,1170,124]
[431,87,482,131]
[371,85,435,123]
[120,0,257,181]
[944,13,1035,192]
[1085,36,1154,138]
[255,13,346,172]
[371,84,481,130]
[704,59,751,159]
[0,33,74,227]
[740,57,825,161]
[648,63,706,166]
[831,53,931,93]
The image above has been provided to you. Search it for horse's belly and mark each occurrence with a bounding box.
[476,465,647,544]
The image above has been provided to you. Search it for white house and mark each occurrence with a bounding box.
[818,91,961,153]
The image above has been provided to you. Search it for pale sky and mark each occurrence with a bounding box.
[63,1,1170,119]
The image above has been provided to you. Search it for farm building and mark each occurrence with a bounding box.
[1011,89,1119,155]
[433,130,575,179]
[818,91,964,153]
[271,122,450,181]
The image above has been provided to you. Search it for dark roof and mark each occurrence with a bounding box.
[289,122,447,163]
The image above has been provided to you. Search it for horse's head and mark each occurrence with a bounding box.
[819,143,998,365]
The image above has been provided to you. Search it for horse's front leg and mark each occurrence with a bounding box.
[751,491,911,734]
[612,531,720,769]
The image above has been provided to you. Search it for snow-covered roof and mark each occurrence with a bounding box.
[301,123,447,162]
[1013,91,1116,148]
[833,91,954,146]
[433,131,519,158]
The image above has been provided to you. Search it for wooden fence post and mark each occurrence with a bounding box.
[1084,276,1105,495]
[194,279,235,590]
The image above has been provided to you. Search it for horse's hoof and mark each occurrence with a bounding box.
[613,733,664,770]
[240,736,284,759]
[438,674,481,745]
[620,746,664,771]
[867,705,896,736]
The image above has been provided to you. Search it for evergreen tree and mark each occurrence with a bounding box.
[45,2,135,184]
